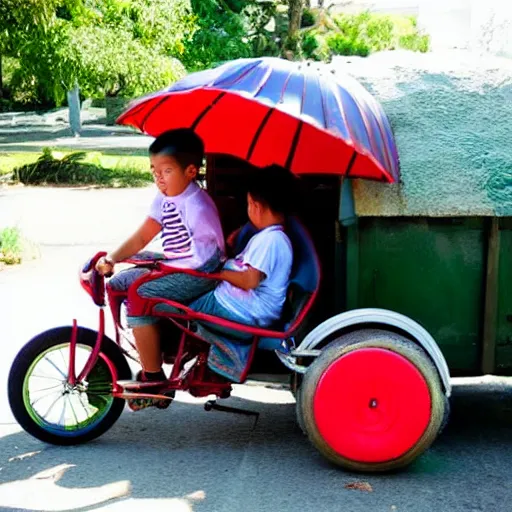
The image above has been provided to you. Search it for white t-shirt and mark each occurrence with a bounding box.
[149,182,225,269]
[214,225,293,327]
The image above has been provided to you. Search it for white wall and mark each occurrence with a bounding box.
[418,0,512,58]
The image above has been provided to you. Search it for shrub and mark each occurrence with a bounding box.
[302,31,319,57]
[0,227,24,265]
[399,32,430,53]
[326,32,370,57]
[325,11,430,58]
[14,148,152,187]
[301,8,316,28]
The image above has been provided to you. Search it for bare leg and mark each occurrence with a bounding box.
[132,324,162,373]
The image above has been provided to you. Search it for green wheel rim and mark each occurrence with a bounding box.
[22,343,116,437]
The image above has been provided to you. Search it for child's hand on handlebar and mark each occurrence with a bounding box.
[95,256,115,276]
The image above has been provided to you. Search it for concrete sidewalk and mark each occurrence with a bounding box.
[0,108,152,154]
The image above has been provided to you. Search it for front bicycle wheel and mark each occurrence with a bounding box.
[8,326,131,445]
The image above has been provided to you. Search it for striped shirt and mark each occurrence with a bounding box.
[149,182,225,270]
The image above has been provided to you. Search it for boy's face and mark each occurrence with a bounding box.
[150,153,197,196]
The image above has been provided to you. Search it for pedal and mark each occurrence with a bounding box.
[204,400,260,421]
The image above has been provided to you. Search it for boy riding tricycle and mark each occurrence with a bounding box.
[8,57,450,473]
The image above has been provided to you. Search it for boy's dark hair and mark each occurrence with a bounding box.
[149,129,204,170]
[246,165,298,215]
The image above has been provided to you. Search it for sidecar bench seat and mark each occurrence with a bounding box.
[255,217,320,350]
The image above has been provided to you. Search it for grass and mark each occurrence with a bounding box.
[0,227,38,266]
[0,153,41,175]
[1,149,152,187]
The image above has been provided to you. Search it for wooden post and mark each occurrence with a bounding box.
[482,217,500,374]
[67,83,81,137]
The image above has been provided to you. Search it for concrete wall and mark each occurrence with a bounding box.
[331,50,512,217]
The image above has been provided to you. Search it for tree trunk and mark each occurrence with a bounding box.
[288,0,304,38]
[285,0,304,56]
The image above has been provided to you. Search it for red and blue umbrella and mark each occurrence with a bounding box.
[117,57,399,183]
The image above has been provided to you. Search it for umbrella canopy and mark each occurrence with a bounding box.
[117,57,400,183]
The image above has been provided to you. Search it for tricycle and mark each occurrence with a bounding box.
[8,57,452,472]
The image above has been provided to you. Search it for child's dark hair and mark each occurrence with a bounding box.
[246,165,298,215]
[149,129,204,170]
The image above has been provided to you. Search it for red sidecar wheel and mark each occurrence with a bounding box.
[9,326,131,446]
[298,330,446,472]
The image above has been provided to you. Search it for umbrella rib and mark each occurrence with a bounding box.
[119,100,150,124]
[345,150,358,177]
[319,75,329,131]
[246,108,275,160]
[140,96,172,133]
[191,92,226,131]
[285,121,304,170]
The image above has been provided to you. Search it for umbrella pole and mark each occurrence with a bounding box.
[335,176,345,314]
[336,175,358,314]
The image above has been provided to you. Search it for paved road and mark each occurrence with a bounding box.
[0,187,511,512]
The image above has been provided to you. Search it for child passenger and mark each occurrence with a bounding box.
[189,165,294,328]
[96,129,225,388]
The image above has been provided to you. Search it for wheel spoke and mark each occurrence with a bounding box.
[23,342,117,434]
[76,392,93,418]
[68,395,80,426]
[30,383,63,394]
[41,393,65,421]
[30,388,62,408]
[58,396,67,427]
[31,373,63,382]
[43,356,67,380]
[59,348,68,369]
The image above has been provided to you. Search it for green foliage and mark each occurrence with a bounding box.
[301,8,316,28]
[0,226,39,265]
[88,0,197,58]
[14,148,152,187]
[326,32,370,57]
[301,31,319,57]
[7,16,186,105]
[60,25,187,98]
[181,0,280,69]
[2,1,189,105]
[399,32,430,53]
[181,0,252,70]
[1,2,431,107]
[301,31,329,61]
[324,11,430,58]
[0,227,24,265]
